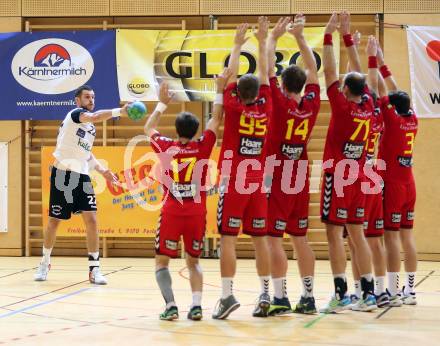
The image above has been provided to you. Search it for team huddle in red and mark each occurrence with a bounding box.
[144,12,418,321]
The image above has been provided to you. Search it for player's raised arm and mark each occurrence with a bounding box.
[346,30,361,73]
[207,68,233,135]
[323,12,339,88]
[340,11,362,73]
[376,43,398,92]
[255,16,270,85]
[268,17,290,78]
[288,13,319,85]
[366,35,379,96]
[144,83,174,137]
[228,23,250,84]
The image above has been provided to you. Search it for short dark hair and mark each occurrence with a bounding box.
[237,74,260,103]
[388,90,411,115]
[175,112,199,139]
[74,85,93,98]
[281,65,307,94]
[343,72,365,97]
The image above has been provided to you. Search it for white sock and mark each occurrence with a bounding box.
[362,273,374,282]
[354,280,361,298]
[191,291,202,308]
[166,301,176,309]
[273,277,287,299]
[260,276,270,295]
[375,276,386,295]
[42,247,52,264]
[387,272,399,296]
[404,272,416,294]
[302,276,314,298]
[222,277,233,299]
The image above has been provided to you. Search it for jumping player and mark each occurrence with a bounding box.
[34,85,127,285]
[266,14,320,315]
[212,17,273,319]
[145,71,230,321]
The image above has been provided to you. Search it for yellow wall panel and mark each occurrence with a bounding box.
[292,0,383,14]
[0,0,20,16]
[22,0,110,17]
[111,0,199,16]
[200,0,290,15]
[384,0,440,13]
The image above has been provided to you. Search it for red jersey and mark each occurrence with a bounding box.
[151,130,216,215]
[365,99,384,164]
[219,82,272,182]
[378,96,418,184]
[323,81,374,177]
[267,77,320,179]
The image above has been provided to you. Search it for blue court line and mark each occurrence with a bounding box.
[0,287,91,319]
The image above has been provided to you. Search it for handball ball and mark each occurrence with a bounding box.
[127,101,147,121]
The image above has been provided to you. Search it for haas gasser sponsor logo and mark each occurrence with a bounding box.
[11,39,94,94]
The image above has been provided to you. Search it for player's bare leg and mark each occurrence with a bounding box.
[186,254,204,320]
[291,236,317,314]
[268,237,291,315]
[367,237,389,306]
[82,211,106,285]
[348,236,362,303]
[384,230,403,306]
[213,235,240,319]
[155,255,178,320]
[34,216,61,281]
[346,224,376,311]
[400,229,417,305]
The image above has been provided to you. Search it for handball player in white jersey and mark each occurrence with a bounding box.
[34,85,129,284]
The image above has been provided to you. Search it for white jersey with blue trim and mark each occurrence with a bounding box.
[53,107,96,174]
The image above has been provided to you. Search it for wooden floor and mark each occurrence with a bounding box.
[0,257,439,345]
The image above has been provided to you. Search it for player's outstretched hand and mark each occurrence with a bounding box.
[376,38,385,65]
[353,30,361,46]
[120,102,129,116]
[271,17,290,40]
[159,82,174,105]
[339,11,351,35]
[101,169,118,184]
[288,13,306,37]
[254,16,269,42]
[366,35,378,57]
[234,23,250,46]
[216,67,233,92]
[325,12,339,34]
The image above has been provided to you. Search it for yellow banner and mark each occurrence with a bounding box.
[41,146,221,238]
[116,29,339,102]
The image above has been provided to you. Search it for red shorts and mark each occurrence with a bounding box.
[155,212,206,258]
[364,190,384,237]
[383,181,416,230]
[267,178,309,237]
[320,172,366,225]
[217,179,267,236]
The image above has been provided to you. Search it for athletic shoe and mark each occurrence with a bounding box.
[387,289,403,307]
[351,294,377,312]
[350,294,360,304]
[268,297,292,316]
[34,262,51,281]
[401,286,417,305]
[160,306,179,321]
[293,296,317,314]
[89,267,108,285]
[252,293,271,317]
[319,295,351,314]
[212,295,240,320]
[187,306,203,321]
[376,292,390,308]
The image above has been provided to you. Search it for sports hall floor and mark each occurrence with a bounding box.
[0,257,439,345]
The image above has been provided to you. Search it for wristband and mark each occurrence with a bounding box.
[214,94,223,105]
[380,65,392,78]
[368,56,378,68]
[155,102,167,113]
[324,34,333,46]
[111,108,121,118]
[343,34,354,47]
